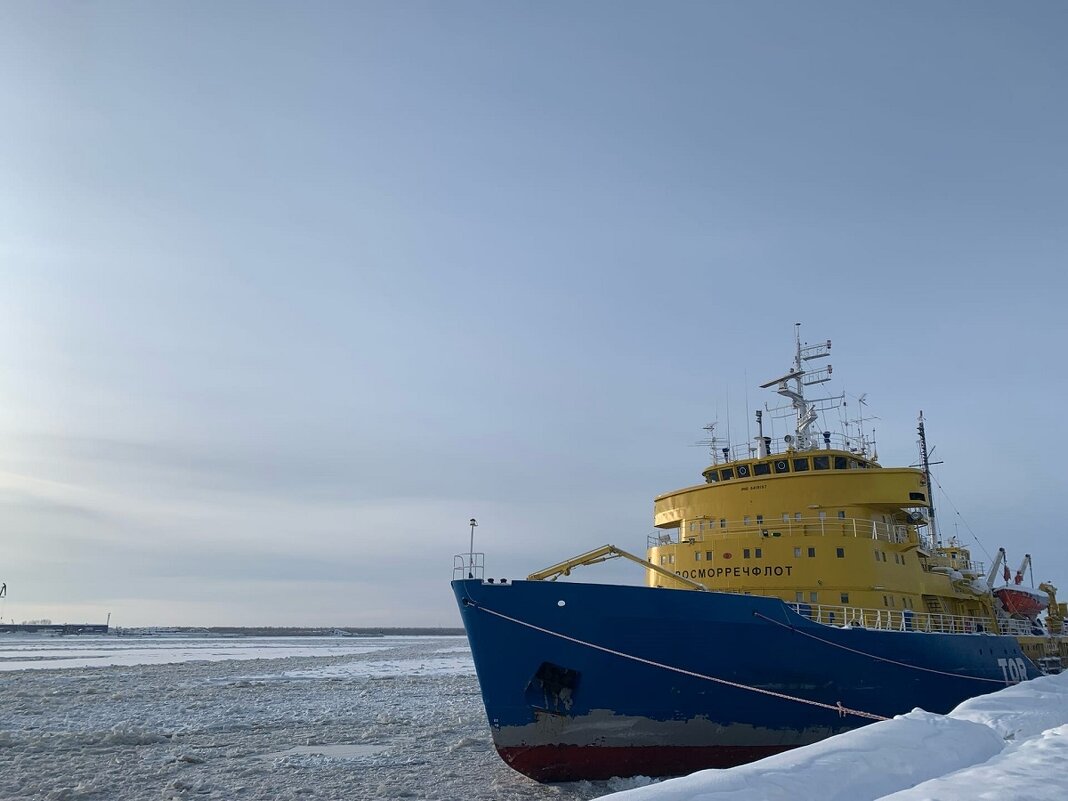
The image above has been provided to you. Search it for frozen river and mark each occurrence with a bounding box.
[0,634,651,800]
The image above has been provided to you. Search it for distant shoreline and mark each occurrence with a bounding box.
[113,626,466,637]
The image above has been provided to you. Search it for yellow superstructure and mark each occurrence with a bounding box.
[647,450,992,621]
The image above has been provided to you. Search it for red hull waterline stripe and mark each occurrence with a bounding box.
[498,743,795,782]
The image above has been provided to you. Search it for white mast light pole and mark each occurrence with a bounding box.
[468,518,478,577]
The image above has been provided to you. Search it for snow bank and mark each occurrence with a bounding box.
[597,672,1068,801]
[878,724,1068,801]
[948,672,1068,741]
[598,712,1003,801]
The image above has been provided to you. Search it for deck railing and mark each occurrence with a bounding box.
[453,553,485,580]
[652,516,916,548]
[787,602,1010,635]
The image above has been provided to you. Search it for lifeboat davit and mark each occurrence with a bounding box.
[994,585,1047,617]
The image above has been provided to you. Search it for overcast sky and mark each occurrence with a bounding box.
[1,2,1065,626]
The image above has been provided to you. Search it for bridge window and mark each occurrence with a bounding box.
[837,510,846,519]
[840,592,850,604]
[721,468,734,480]
[813,456,830,470]
[795,592,804,602]
[793,458,810,472]
[809,592,818,603]
[909,492,926,501]
[737,464,750,477]
[834,456,848,470]
[754,462,771,476]
[774,459,789,474]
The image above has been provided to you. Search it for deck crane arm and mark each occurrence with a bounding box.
[526,544,709,591]
[986,547,1006,588]
[1015,553,1032,585]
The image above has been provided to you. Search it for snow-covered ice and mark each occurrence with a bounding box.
[3,633,1065,801]
[596,673,1068,801]
[0,634,610,801]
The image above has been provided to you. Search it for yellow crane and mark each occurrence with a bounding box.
[527,544,709,591]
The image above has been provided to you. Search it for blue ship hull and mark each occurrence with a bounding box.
[453,578,1039,781]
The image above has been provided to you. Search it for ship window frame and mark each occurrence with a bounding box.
[743,548,751,559]
[695,551,702,561]
[837,510,846,519]
[705,551,713,560]
[719,519,727,529]
[841,592,849,604]
[721,468,734,480]
[807,547,816,558]
[793,547,802,558]
[834,456,848,470]
[774,459,790,474]
[836,547,845,558]
[809,591,818,604]
[755,514,763,525]
[755,548,762,558]
[737,464,750,477]
[792,458,810,472]
[813,455,830,470]
[753,462,771,476]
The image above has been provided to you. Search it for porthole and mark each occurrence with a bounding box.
[557,600,566,607]
[737,465,750,477]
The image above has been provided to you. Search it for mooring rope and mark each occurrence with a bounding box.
[464,598,890,722]
[751,611,1009,684]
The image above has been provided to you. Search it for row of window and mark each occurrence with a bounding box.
[797,591,851,604]
[796,592,916,609]
[675,546,851,562]
[875,549,907,565]
[708,455,873,483]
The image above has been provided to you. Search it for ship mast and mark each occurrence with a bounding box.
[917,411,940,548]
[760,323,832,451]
